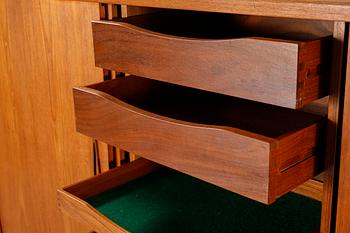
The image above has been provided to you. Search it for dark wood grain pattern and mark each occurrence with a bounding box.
[92,11,332,109]
[67,0,350,21]
[73,76,325,204]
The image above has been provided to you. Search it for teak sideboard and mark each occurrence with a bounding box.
[1,0,350,233]
[59,1,350,232]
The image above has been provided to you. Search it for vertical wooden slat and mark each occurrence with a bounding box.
[96,4,147,168]
[108,145,116,168]
[116,149,124,167]
[335,23,350,233]
[93,139,102,175]
[99,3,107,20]
[321,22,348,233]
[107,4,114,20]
[97,3,122,171]
[107,4,118,20]
[121,5,128,18]
[92,140,97,175]
[129,153,138,162]
[98,141,110,172]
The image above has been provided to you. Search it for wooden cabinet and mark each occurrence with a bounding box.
[58,3,348,233]
[1,1,350,233]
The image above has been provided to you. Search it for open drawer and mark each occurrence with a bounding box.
[57,158,321,233]
[92,10,332,109]
[73,75,325,204]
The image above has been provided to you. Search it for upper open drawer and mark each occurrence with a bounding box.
[92,10,332,109]
[73,75,325,204]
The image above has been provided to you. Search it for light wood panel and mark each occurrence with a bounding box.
[0,0,101,232]
[66,0,350,21]
[336,23,350,233]
[97,141,110,172]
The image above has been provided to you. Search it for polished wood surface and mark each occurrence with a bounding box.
[321,22,347,233]
[1,1,349,232]
[92,11,332,109]
[58,158,159,233]
[67,0,350,21]
[0,0,101,232]
[335,24,350,233]
[293,180,323,202]
[73,76,325,204]
[64,157,161,199]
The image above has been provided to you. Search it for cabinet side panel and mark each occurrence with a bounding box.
[0,1,101,232]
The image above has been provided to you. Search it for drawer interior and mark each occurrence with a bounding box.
[84,160,321,233]
[117,9,333,41]
[87,75,324,139]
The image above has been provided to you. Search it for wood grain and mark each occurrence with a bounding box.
[0,0,101,232]
[335,23,350,233]
[73,76,325,204]
[293,179,323,202]
[65,0,350,21]
[63,158,160,199]
[58,192,128,233]
[97,141,110,172]
[274,155,323,200]
[321,22,347,233]
[92,12,332,108]
[58,158,160,233]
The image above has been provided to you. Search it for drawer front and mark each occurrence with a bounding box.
[58,159,322,233]
[92,12,331,109]
[73,76,325,204]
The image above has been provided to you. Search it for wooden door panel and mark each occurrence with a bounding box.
[0,1,101,232]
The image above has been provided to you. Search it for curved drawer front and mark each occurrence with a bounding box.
[58,159,322,233]
[73,76,325,204]
[92,11,332,109]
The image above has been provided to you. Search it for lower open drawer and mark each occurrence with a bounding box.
[73,75,325,204]
[57,158,321,233]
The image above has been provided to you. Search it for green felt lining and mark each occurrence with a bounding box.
[87,169,321,233]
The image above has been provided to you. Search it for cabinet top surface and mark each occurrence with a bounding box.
[74,0,350,21]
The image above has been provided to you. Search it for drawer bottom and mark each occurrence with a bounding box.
[87,169,320,233]
[58,159,321,233]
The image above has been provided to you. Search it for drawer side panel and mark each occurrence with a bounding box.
[73,88,271,203]
[93,22,299,108]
